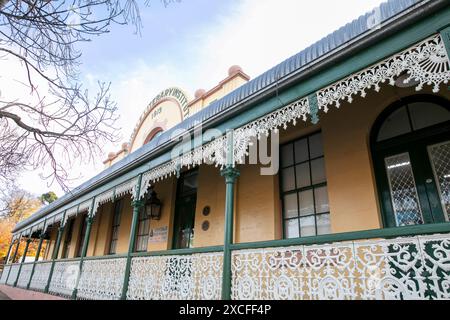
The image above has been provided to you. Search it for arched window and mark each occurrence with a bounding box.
[371,95,450,228]
[143,127,163,145]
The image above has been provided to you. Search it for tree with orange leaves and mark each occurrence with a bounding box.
[0,188,42,264]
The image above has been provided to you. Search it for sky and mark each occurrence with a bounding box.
[13,0,386,197]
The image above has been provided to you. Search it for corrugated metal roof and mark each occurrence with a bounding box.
[13,0,430,232]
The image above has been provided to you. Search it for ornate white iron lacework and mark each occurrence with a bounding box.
[6,264,20,286]
[16,263,34,288]
[231,233,450,300]
[78,200,92,215]
[138,98,310,198]
[92,189,115,217]
[48,261,80,297]
[115,177,139,200]
[126,252,223,300]
[66,206,78,218]
[233,98,310,164]
[76,258,127,300]
[29,262,52,291]
[0,265,10,284]
[317,34,450,111]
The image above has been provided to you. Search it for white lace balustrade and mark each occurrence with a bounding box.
[76,258,127,300]
[16,263,34,288]
[48,261,80,297]
[0,265,11,284]
[29,262,52,291]
[317,34,450,111]
[126,252,223,300]
[231,233,450,300]
[6,264,20,286]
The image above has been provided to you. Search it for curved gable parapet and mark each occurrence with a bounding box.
[129,87,190,151]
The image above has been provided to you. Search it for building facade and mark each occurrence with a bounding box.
[1,0,450,300]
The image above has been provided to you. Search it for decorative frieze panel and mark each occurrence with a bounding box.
[232,233,450,300]
[16,263,34,288]
[317,34,450,111]
[127,252,223,300]
[29,262,52,291]
[233,97,309,164]
[6,264,19,286]
[139,97,310,197]
[48,261,80,297]
[76,258,127,300]
[78,200,92,215]
[92,189,115,217]
[0,265,10,284]
[116,177,139,200]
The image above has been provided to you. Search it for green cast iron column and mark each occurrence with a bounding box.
[27,232,45,290]
[72,199,96,300]
[45,214,66,293]
[3,241,13,266]
[13,236,32,287]
[221,130,240,300]
[5,236,21,285]
[120,174,143,300]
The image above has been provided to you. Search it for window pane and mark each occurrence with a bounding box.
[295,163,311,188]
[281,144,294,167]
[282,167,296,191]
[283,194,298,218]
[284,219,299,239]
[309,133,324,158]
[408,102,450,131]
[298,190,314,216]
[183,173,198,193]
[300,216,316,237]
[377,106,412,141]
[317,214,331,235]
[314,186,330,213]
[385,153,424,226]
[294,139,309,163]
[311,158,326,184]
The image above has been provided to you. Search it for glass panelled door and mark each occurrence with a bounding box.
[381,140,449,227]
[428,141,450,221]
[384,153,424,226]
[172,169,198,249]
[372,95,450,228]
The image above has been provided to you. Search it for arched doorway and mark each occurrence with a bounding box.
[371,95,450,228]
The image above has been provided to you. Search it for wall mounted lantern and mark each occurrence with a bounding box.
[144,189,162,220]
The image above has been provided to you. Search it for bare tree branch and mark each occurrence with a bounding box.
[0,0,177,191]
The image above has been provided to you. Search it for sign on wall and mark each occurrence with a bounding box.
[148,226,169,244]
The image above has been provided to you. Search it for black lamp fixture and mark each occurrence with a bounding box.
[144,188,162,220]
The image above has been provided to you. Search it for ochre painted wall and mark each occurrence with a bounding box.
[193,165,226,247]
[235,164,280,243]
[116,195,133,254]
[147,177,177,251]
